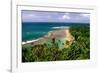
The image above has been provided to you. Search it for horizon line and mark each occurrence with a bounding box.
[22,22,90,24]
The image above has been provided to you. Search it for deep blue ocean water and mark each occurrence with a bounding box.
[22,22,89,42]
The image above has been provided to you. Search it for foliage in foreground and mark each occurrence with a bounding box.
[22,26,90,62]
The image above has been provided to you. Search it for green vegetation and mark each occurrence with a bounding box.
[22,26,90,62]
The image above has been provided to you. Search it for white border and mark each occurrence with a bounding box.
[12,4,97,73]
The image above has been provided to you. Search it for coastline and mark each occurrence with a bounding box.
[22,26,74,45]
[22,39,40,45]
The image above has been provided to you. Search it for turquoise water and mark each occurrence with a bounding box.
[22,22,89,42]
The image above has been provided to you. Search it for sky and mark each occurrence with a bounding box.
[22,10,90,23]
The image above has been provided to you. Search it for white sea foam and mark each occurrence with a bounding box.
[52,26,70,29]
[22,38,41,45]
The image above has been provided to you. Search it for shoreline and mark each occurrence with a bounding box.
[22,27,71,45]
[22,38,42,45]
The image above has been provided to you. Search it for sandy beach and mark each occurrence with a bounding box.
[22,27,74,46]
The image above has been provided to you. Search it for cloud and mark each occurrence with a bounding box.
[62,15,70,19]
[22,10,90,23]
[27,14,37,17]
[80,14,90,18]
[59,13,70,20]
[24,14,39,18]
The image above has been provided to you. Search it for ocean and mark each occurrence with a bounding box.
[22,22,89,42]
